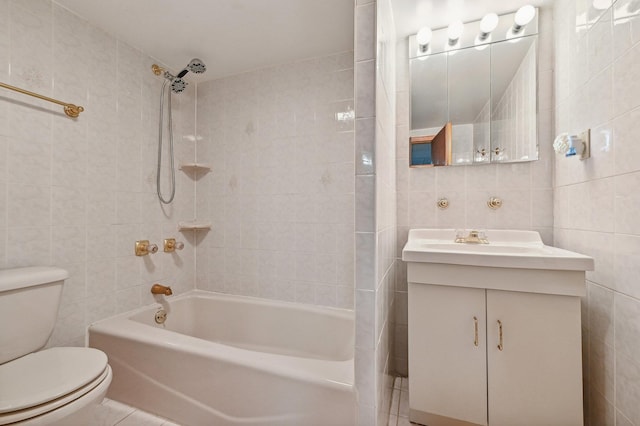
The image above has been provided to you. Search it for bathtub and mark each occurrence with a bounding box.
[88,290,356,425]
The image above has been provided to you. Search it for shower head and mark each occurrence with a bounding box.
[176,58,207,78]
[170,78,187,94]
[187,58,206,74]
[159,58,206,93]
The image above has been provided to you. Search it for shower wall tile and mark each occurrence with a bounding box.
[0,1,196,348]
[196,51,354,309]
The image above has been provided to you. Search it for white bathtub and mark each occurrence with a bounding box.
[88,290,356,425]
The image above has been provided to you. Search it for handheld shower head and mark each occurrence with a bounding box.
[171,78,187,93]
[187,58,206,74]
[176,58,207,78]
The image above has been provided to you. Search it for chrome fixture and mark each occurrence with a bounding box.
[151,283,173,296]
[153,58,208,204]
[154,309,167,324]
[455,230,489,244]
[135,240,158,256]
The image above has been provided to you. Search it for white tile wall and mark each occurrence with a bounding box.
[393,7,555,375]
[375,0,397,423]
[195,52,355,309]
[554,0,640,423]
[0,0,197,347]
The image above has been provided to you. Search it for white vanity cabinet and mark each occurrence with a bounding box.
[403,229,593,426]
[409,280,583,426]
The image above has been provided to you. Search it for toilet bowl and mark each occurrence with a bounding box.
[0,267,113,425]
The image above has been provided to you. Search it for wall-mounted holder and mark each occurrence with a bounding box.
[437,198,449,209]
[487,197,503,209]
[164,238,185,253]
[553,130,590,160]
[135,240,158,256]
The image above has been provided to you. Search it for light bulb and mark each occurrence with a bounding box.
[514,5,535,28]
[416,27,432,46]
[447,20,464,43]
[480,13,499,34]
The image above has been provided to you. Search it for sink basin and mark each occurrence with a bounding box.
[403,229,594,271]
[421,243,543,254]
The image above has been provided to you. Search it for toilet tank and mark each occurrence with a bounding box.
[0,267,68,364]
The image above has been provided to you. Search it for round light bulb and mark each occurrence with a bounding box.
[514,5,535,27]
[480,13,499,33]
[447,20,464,41]
[416,27,432,46]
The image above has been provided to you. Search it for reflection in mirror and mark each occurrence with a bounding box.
[409,122,452,167]
[408,9,539,166]
[448,47,490,164]
[410,52,448,130]
[490,37,538,162]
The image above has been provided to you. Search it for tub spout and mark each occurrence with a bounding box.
[151,283,173,296]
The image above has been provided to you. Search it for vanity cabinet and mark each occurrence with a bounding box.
[407,265,584,426]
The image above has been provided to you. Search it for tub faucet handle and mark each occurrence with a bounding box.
[135,240,158,256]
[164,238,185,253]
[151,283,173,296]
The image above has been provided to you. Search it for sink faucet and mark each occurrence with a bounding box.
[151,283,173,295]
[455,230,489,244]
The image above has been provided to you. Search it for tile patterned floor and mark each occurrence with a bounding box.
[95,377,411,426]
[91,399,180,426]
[388,376,411,426]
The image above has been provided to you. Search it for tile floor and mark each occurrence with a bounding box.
[91,398,179,426]
[388,376,411,426]
[94,377,411,426]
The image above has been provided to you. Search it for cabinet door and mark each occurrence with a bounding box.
[486,290,583,426]
[408,283,487,425]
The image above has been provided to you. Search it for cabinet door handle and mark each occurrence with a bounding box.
[497,320,504,351]
[473,316,479,347]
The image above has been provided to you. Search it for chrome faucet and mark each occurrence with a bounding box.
[455,230,489,244]
[151,283,173,296]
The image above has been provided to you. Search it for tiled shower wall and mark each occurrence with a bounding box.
[0,0,197,347]
[553,0,640,424]
[194,53,355,309]
[393,7,555,375]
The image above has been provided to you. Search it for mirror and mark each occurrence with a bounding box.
[409,122,452,167]
[409,10,538,166]
[490,37,538,162]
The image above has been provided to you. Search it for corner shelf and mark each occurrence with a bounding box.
[178,221,212,231]
[179,163,211,174]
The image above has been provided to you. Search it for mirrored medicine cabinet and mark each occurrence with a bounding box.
[409,10,539,167]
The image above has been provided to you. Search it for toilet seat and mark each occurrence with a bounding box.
[0,347,110,425]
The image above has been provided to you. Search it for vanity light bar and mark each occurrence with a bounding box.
[408,6,538,58]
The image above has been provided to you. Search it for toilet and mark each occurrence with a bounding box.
[0,267,112,425]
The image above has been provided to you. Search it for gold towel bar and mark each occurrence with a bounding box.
[0,81,84,118]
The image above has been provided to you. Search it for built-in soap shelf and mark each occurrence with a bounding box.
[178,221,212,231]
[179,163,211,174]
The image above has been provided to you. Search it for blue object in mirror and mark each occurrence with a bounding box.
[411,142,432,166]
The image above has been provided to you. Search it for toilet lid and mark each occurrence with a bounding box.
[0,347,108,413]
